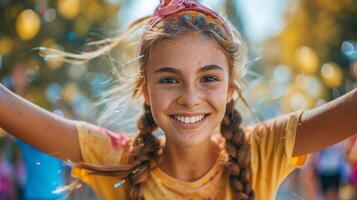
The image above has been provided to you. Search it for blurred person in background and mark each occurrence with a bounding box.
[17,140,66,200]
[299,156,320,200]
[4,64,66,200]
[314,143,348,200]
[346,135,357,200]
[0,139,16,200]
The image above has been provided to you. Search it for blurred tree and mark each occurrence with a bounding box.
[0,0,121,111]
[262,0,357,112]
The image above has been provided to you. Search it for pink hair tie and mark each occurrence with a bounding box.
[148,0,232,37]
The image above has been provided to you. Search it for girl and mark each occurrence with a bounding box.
[0,0,356,199]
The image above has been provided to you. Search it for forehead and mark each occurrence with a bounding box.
[146,33,229,73]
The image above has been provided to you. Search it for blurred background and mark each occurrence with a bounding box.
[0,0,357,199]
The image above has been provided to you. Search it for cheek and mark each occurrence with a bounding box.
[203,84,229,103]
[149,87,177,113]
[205,86,229,118]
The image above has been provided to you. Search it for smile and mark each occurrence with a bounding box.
[173,114,207,124]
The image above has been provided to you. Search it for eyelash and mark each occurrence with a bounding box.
[201,76,220,82]
[159,76,220,84]
[159,77,178,84]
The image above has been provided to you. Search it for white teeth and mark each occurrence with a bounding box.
[174,115,205,124]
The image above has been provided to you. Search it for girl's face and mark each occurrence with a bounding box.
[143,33,232,147]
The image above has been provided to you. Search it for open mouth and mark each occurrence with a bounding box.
[171,114,209,124]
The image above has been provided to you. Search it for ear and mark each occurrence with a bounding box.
[226,86,234,103]
[142,86,151,105]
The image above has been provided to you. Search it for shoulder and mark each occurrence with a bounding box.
[76,121,129,144]
[74,121,131,165]
[245,110,305,142]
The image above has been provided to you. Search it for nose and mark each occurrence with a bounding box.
[177,85,202,107]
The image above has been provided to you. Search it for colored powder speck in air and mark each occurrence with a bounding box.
[114,180,125,188]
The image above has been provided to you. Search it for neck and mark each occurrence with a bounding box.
[157,137,219,182]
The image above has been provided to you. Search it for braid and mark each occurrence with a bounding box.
[126,103,160,200]
[221,101,255,200]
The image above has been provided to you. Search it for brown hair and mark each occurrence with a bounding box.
[64,10,254,200]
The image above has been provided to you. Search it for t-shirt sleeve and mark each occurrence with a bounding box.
[247,110,308,188]
[71,121,131,186]
[74,121,130,165]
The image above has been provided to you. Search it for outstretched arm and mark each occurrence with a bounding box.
[0,84,82,162]
[293,88,357,156]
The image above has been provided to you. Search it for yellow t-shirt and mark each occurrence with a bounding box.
[72,110,307,200]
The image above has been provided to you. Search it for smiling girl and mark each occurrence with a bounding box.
[0,0,357,199]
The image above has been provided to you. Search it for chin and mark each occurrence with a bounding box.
[167,130,212,148]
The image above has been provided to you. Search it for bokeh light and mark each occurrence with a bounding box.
[321,62,344,88]
[342,40,357,60]
[46,83,63,103]
[16,9,41,41]
[0,37,13,55]
[83,1,103,21]
[295,46,319,74]
[63,82,79,104]
[57,0,80,19]
[282,85,314,112]
[295,74,324,99]
[273,65,292,84]
[44,8,57,23]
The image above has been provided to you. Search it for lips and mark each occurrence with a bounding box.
[169,113,210,129]
[173,114,205,124]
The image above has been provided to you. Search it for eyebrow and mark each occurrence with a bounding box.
[154,64,224,74]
